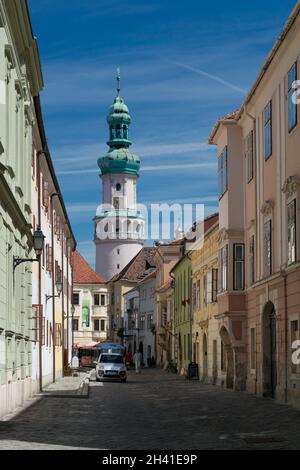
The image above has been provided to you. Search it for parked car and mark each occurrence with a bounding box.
[94,353,127,383]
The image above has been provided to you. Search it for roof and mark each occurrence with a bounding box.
[156,276,173,293]
[111,247,156,282]
[208,109,239,144]
[73,251,106,284]
[34,95,76,249]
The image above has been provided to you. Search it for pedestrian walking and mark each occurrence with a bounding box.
[133,351,142,374]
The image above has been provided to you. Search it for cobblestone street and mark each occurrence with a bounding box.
[1,369,300,450]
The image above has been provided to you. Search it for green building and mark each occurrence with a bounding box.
[171,253,192,374]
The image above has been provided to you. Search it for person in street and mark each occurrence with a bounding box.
[133,350,142,374]
[124,351,132,369]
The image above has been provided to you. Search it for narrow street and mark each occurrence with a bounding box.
[1,369,300,450]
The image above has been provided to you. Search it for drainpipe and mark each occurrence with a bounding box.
[244,106,258,387]
[36,150,46,392]
[66,236,70,365]
[50,192,59,383]
[61,227,65,377]
[281,268,288,403]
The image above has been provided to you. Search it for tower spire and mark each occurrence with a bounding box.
[116,67,121,97]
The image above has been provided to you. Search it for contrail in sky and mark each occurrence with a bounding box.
[169,60,247,94]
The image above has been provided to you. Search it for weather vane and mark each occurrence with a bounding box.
[116,67,121,96]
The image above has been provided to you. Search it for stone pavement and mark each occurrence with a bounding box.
[1,368,300,450]
[40,371,90,398]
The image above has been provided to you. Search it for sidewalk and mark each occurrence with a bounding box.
[39,370,90,398]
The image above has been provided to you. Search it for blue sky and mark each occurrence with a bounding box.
[29,0,296,267]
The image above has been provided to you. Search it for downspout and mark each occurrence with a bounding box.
[61,227,64,377]
[66,235,70,366]
[50,192,58,383]
[244,106,258,389]
[281,268,288,403]
[36,150,45,392]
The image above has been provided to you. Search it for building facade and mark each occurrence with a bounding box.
[72,251,108,348]
[94,72,144,281]
[31,97,76,392]
[172,252,192,375]
[191,214,222,384]
[108,247,156,344]
[153,240,183,367]
[209,2,300,405]
[0,0,43,418]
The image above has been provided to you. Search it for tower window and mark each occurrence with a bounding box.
[116,124,121,138]
[116,183,121,191]
[117,264,120,269]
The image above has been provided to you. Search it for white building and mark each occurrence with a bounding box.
[31,97,76,391]
[94,72,144,281]
[0,0,43,418]
[72,251,109,352]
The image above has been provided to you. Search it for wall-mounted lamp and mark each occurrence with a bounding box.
[46,279,63,303]
[13,228,45,271]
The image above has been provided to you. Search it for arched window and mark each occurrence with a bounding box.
[116,183,121,191]
[123,125,128,139]
[116,124,121,138]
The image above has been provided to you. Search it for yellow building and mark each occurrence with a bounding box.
[191,214,226,384]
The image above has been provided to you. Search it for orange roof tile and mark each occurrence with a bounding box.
[72,251,106,284]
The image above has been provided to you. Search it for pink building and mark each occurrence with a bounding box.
[209,3,300,407]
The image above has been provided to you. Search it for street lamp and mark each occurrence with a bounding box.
[13,228,45,271]
[45,279,63,303]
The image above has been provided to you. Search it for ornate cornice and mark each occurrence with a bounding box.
[260,200,274,218]
[282,176,300,199]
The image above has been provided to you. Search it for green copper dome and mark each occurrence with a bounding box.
[98,148,140,175]
[98,69,141,176]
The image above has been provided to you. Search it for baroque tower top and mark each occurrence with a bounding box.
[98,69,141,176]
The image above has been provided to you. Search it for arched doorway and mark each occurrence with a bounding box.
[219,326,234,389]
[202,333,208,381]
[262,301,277,398]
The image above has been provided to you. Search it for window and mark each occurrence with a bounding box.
[246,130,254,182]
[264,101,272,160]
[233,243,245,290]
[73,293,79,305]
[250,328,256,370]
[101,294,106,306]
[192,282,197,310]
[220,245,228,292]
[288,62,297,132]
[72,319,79,331]
[140,315,145,331]
[291,320,299,374]
[204,272,212,304]
[221,341,226,371]
[116,183,121,191]
[94,320,100,331]
[147,314,153,330]
[101,320,105,332]
[212,269,218,302]
[264,220,272,276]
[196,280,201,309]
[55,323,61,347]
[203,274,207,305]
[288,199,296,265]
[249,236,255,286]
[46,244,52,273]
[94,294,99,306]
[218,146,228,198]
[42,177,49,211]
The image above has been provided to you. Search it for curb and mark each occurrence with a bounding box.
[37,375,90,399]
